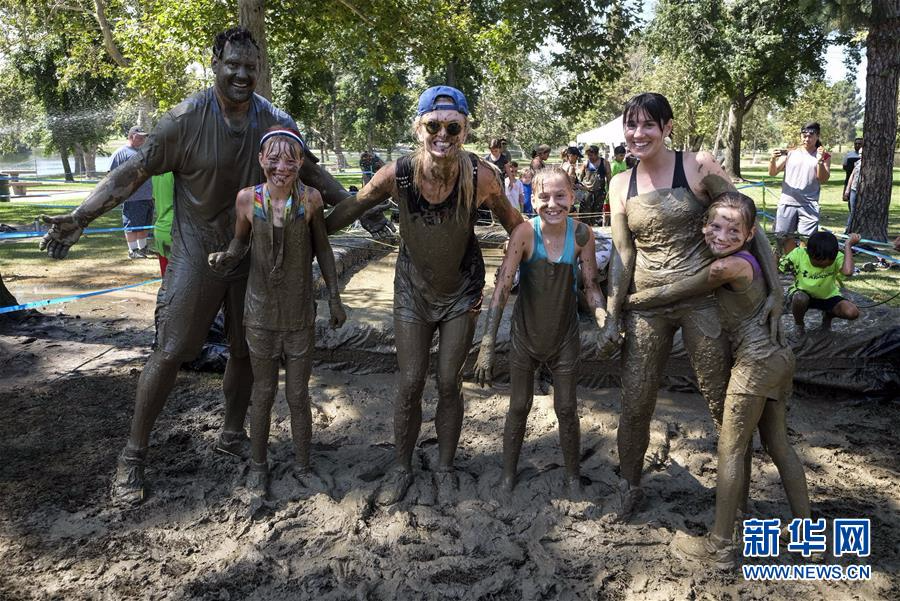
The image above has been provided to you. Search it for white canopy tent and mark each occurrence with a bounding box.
[575,116,625,157]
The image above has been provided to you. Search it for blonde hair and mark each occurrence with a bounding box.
[260,135,310,221]
[531,165,572,198]
[410,113,474,222]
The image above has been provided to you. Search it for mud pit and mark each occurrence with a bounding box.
[2,238,899,600]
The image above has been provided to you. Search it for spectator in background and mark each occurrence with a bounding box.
[486,138,510,182]
[359,150,385,186]
[531,144,551,172]
[610,145,628,178]
[110,126,155,259]
[151,172,175,276]
[779,230,860,336]
[504,161,525,212]
[842,137,863,190]
[521,165,534,214]
[843,147,862,232]
[769,122,831,255]
[578,145,611,226]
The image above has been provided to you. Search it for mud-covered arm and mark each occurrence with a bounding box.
[749,231,783,340]
[310,194,347,328]
[40,157,150,259]
[625,267,715,310]
[474,223,530,387]
[576,222,606,325]
[208,188,253,272]
[324,162,395,234]
[478,161,525,234]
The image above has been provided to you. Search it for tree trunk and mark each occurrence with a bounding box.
[239,0,271,99]
[73,144,85,176]
[330,84,348,171]
[84,145,98,178]
[850,0,900,241]
[0,271,18,308]
[723,99,746,178]
[712,110,727,159]
[446,60,458,87]
[57,138,74,182]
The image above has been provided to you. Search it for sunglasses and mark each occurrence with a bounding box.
[424,120,463,136]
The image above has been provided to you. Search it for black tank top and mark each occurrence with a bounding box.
[627,151,690,200]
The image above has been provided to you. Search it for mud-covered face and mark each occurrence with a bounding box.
[534,173,574,226]
[417,106,467,160]
[624,109,671,160]
[259,137,303,188]
[703,207,752,257]
[212,41,259,105]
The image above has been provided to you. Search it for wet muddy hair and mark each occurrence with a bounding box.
[623,92,674,130]
[532,165,573,198]
[411,99,474,222]
[707,192,757,233]
[213,27,259,58]
[260,126,309,219]
[806,230,840,262]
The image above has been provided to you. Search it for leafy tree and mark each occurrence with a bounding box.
[805,0,900,241]
[0,62,44,154]
[649,0,829,178]
[477,52,570,153]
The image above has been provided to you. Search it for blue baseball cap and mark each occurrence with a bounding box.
[417,85,470,116]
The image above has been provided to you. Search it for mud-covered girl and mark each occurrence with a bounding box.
[209,127,346,497]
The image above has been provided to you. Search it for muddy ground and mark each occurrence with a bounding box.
[1,245,899,600]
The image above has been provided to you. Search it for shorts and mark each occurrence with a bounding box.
[790,290,845,313]
[508,325,581,375]
[775,202,819,236]
[154,257,248,361]
[245,326,314,360]
[123,199,154,229]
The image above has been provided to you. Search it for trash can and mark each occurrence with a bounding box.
[0,175,10,202]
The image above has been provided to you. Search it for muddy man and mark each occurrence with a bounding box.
[325,86,523,505]
[39,27,385,505]
[474,165,606,494]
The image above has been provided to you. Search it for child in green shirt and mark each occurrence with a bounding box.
[610,145,628,178]
[778,230,860,335]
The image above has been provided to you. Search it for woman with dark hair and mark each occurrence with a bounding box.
[326,86,523,505]
[599,92,781,520]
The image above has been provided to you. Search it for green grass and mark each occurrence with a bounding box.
[3,163,898,307]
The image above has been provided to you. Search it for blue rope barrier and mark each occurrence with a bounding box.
[0,225,153,240]
[0,277,162,315]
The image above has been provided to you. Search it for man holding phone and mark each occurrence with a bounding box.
[769,122,831,255]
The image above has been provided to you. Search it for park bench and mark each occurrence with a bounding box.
[0,170,39,200]
[9,181,46,196]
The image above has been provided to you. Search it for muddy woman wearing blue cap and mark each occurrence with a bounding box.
[326,86,523,504]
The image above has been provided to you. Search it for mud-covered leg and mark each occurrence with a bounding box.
[552,370,581,491]
[112,351,181,505]
[503,358,536,491]
[790,291,810,336]
[222,280,253,436]
[434,311,478,470]
[377,318,435,505]
[284,354,313,469]
[681,304,731,431]
[616,311,675,519]
[758,400,811,520]
[618,311,674,486]
[247,355,278,496]
[711,394,767,541]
